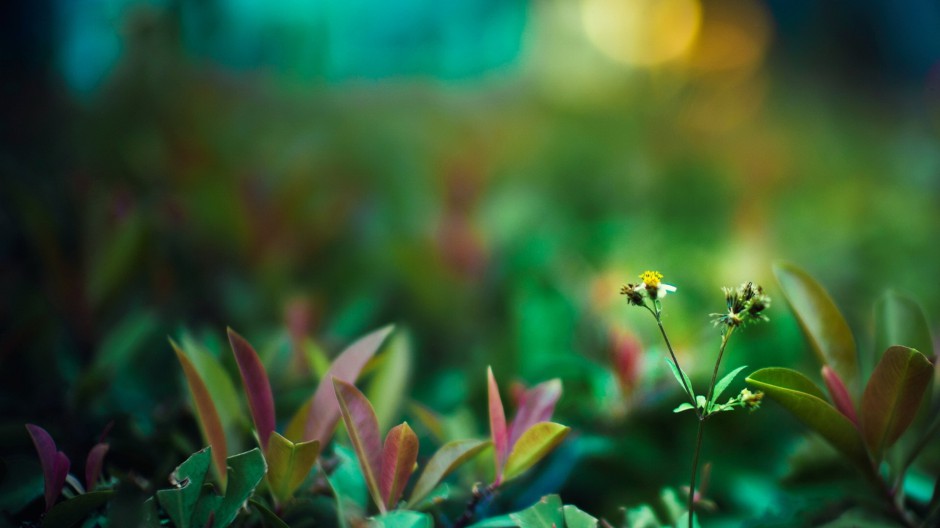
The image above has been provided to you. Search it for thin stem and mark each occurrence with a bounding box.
[687,328,734,528]
[651,308,697,411]
[453,483,497,528]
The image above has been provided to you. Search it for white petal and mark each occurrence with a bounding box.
[662,283,677,292]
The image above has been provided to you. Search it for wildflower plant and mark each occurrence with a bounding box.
[621,271,770,527]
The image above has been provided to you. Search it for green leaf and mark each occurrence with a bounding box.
[408,438,490,507]
[156,447,212,528]
[509,494,563,527]
[249,498,290,528]
[467,515,518,527]
[266,432,321,504]
[673,403,695,414]
[774,262,859,391]
[711,366,747,404]
[746,368,869,468]
[192,448,268,528]
[370,510,433,528]
[875,292,934,363]
[328,445,368,528]
[563,504,598,528]
[367,332,413,432]
[41,491,114,528]
[172,341,228,484]
[860,346,934,460]
[665,358,695,401]
[674,512,701,528]
[502,423,570,483]
[179,332,245,441]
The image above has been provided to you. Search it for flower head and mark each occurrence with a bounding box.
[740,388,764,410]
[638,270,677,299]
[712,281,770,329]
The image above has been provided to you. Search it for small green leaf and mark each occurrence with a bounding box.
[563,504,598,528]
[502,423,570,483]
[408,439,490,507]
[41,491,114,528]
[266,432,320,504]
[509,494,563,527]
[746,368,868,468]
[370,510,433,528]
[665,358,694,401]
[156,447,212,528]
[875,292,934,360]
[860,346,934,460]
[367,332,413,432]
[673,403,695,414]
[192,448,268,528]
[711,366,747,404]
[774,262,859,391]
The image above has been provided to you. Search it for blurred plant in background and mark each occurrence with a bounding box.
[2,0,940,526]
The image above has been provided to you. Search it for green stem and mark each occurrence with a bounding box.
[687,328,734,528]
[653,310,697,412]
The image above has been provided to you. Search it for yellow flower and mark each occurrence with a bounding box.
[638,270,676,299]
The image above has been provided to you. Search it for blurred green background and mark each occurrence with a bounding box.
[2,0,940,525]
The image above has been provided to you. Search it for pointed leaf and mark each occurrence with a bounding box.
[228,328,276,451]
[665,358,695,400]
[774,262,859,390]
[711,366,747,405]
[41,490,114,528]
[508,379,562,447]
[380,423,419,509]
[408,438,491,507]
[265,432,321,504]
[178,333,245,438]
[84,443,109,491]
[192,448,268,528]
[368,332,413,432]
[173,341,228,483]
[673,403,695,414]
[288,326,393,444]
[487,367,509,482]
[25,424,69,512]
[508,494,563,527]
[746,368,868,468]
[563,504,599,528]
[875,292,934,360]
[860,346,934,460]
[822,366,858,425]
[156,447,212,528]
[334,378,386,513]
[502,422,570,483]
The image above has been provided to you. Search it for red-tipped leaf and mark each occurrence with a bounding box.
[290,326,393,444]
[487,367,509,482]
[380,422,419,509]
[25,424,70,511]
[822,366,858,425]
[508,379,562,447]
[172,340,228,484]
[85,443,110,491]
[333,377,386,513]
[228,328,276,450]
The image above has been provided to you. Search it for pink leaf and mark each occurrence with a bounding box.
[302,326,394,444]
[228,328,276,450]
[822,366,858,425]
[333,377,386,513]
[508,379,562,448]
[25,424,70,511]
[84,443,110,491]
[487,367,508,483]
[380,422,419,509]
